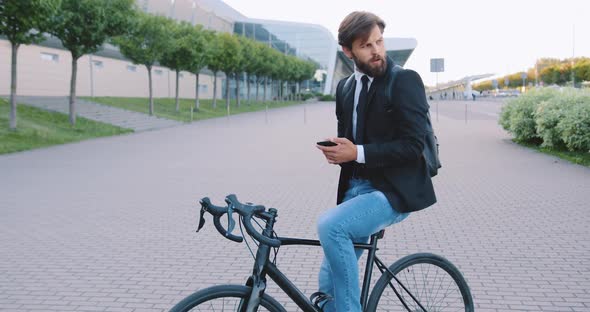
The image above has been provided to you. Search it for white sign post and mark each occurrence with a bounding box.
[430,58,445,122]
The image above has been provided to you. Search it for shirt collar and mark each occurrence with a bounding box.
[353,67,374,86]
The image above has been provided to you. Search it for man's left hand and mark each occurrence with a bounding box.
[316,137,357,164]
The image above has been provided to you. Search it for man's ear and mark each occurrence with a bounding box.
[342,46,353,59]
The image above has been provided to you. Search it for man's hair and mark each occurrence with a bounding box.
[338,11,385,49]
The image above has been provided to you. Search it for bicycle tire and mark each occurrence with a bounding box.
[169,284,286,312]
[366,253,474,312]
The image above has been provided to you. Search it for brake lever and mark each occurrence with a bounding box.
[196,200,207,232]
[226,202,236,235]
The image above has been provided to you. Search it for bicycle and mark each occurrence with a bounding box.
[170,194,474,312]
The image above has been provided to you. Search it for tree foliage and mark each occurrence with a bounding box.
[51,0,136,60]
[0,0,58,45]
[475,57,590,91]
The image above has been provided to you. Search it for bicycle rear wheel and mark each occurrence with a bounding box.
[366,253,473,312]
[169,284,286,312]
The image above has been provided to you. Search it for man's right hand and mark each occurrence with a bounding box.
[316,137,357,164]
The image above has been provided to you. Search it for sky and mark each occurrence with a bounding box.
[222,0,590,86]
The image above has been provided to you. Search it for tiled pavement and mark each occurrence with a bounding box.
[0,100,588,311]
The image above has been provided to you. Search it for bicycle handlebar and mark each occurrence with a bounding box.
[198,195,282,247]
[199,197,243,243]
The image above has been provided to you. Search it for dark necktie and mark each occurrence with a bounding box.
[356,75,369,144]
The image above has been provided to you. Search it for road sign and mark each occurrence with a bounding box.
[492,79,498,88]
[430,58,445,72]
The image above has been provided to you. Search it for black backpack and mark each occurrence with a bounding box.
[389,65,441,177]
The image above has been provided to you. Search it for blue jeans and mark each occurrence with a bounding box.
[317,178,409,312]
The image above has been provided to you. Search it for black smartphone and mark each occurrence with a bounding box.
[317,140,337,147]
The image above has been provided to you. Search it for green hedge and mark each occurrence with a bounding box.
[319,94,336,101]
[499,87,590,152]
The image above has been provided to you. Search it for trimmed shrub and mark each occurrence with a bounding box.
[319,94,336,101]
[534,89,579,148]
[500,88,558,142]
[556,94,590,152]
[501,87,590,152]
[300,93,316,101]
[499,101,515,131]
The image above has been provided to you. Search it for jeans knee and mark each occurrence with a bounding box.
[317,210,339,242]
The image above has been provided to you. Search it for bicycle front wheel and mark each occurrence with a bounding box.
[169,284,286,312]
[366,253,473,312]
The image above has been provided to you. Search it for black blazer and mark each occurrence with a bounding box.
[335,57,436,213]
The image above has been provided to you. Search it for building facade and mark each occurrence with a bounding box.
[0,0,417,98]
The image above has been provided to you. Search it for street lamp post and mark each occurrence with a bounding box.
[571,24,575,86]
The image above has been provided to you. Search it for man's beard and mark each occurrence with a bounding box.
[352,53,387,77]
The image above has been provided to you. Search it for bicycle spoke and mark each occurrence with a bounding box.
[374,261,468,312]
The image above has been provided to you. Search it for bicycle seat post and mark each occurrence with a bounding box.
[361,230,384,309]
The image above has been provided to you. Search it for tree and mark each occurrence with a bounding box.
[206,32,223,109]
[183,28,211,111]
[214,33,242,109]
[283,56,297,101]
[237,36,258,105]
[50,0,136,125]
[270,51,285,101]
[113,13,172,115]
[0,0,59,129]
[160,21,201,113]
[296,60,316,100]
[573,59,590,83]
[263,48,282,102]
[252,43,273,102]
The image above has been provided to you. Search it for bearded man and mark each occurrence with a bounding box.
[315,11,436,312]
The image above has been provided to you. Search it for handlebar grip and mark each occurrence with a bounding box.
[200,197,226,216]
[213,215,243,243]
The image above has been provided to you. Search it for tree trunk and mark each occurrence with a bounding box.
[9,43,19,130]
[236,73,241,108]
[175,70,180,112]
[263,77,267,103]
[69,55,78,125]
[147,65,154,115]
[225,74,230,109]
[212,72,217,109]
[194,72,200,110]
[255,76,259,103]
[246,73,251,105]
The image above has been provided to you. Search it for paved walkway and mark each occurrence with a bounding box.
[0,100,589,311]
[7,96,182,131]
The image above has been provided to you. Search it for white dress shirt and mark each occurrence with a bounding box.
[352,68,373,164]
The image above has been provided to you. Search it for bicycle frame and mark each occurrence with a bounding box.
[239,220,388,312]
[196,197,428,312]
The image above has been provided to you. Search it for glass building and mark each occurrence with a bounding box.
[196,0,418,95]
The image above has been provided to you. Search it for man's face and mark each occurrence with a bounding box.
[343,24,387,77]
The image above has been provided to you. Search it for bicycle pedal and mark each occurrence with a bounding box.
[309,291,333,311]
